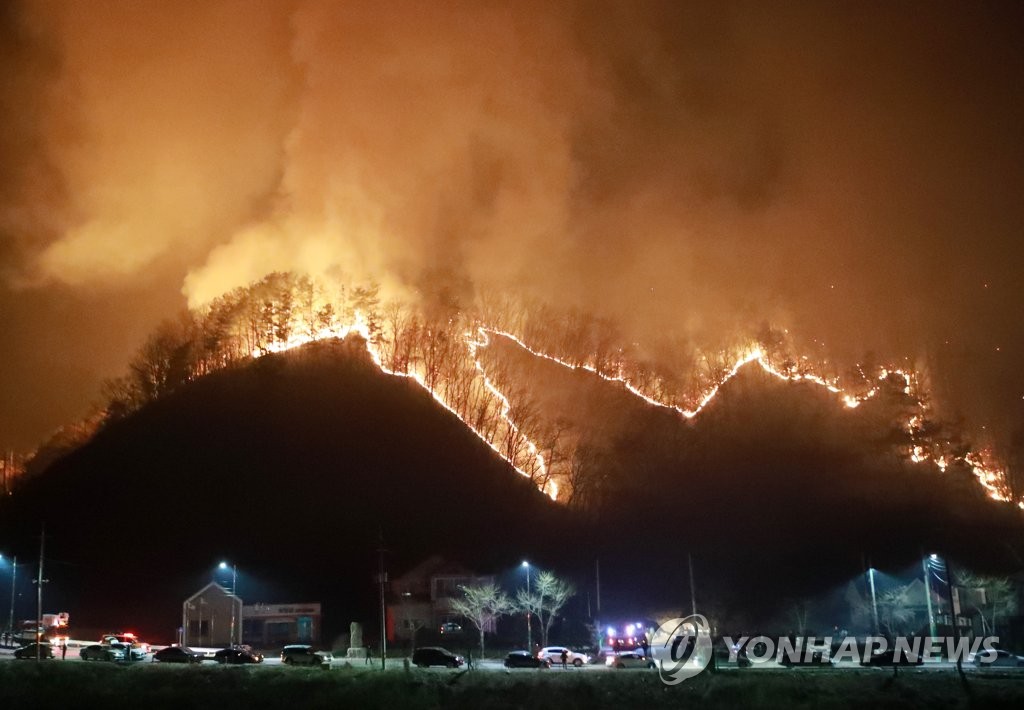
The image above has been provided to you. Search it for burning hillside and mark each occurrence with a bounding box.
[61,273,1013,510]
[2,2,1023,484]
[5,278,1019,630]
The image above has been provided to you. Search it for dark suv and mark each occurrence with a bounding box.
[412,647,464,668]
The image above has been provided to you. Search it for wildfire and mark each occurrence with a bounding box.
[466,329,555,500]
[250,312,557,500]
[475,328,1016,506]
[221,275,1013,508]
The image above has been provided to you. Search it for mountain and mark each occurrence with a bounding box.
[483,333,1024,621]
[3,329,1022,641]
[0,336,568,641]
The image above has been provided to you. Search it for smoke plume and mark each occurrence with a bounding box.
[1,0,1022,452]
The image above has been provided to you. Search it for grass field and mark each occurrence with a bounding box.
[3,663,1024,709]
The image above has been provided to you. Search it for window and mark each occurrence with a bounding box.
[267,621,292,644]
[297,617,313,642]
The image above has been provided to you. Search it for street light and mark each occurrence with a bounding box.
[218,561,238,594]
[218,562,239,645]
[922,553,938,637]
[866,566,879,635]
[521,561,532,651]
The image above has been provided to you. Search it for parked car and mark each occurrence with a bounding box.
[101,633,151,655]
[606,650,656,669]
[214,646,264,664]
[153,645,205,664]
[100,635,148,661]
[774,638,833,667]
[81,644,125,662]
[538,646,590,667]
[14,642,54,659]
[504,650,551,669]
[731,637,780,667]
[860,648,923,666]
[972,648,1024,667]
[281,644,333,667]
[412,647,464,668]
[110,641,148,661]
[779,649,832,667]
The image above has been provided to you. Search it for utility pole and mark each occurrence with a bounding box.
[524,562,531,651]
[7,555,15,640]
[688,554,697,617]
[868,568,879,635]
[868,566,879,635]
[377,530,387,670]
[943,556,958,635]
[35,524,47,661]
[943,555,965,675]
[230,564,238,645]
[199,599,207,646]
[594,558,602,653]
[921,552,936,637]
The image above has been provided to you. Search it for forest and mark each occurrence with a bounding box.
[10,271,1018,510]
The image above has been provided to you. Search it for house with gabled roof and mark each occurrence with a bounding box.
[387,555,495,642]
[182,582,242,647]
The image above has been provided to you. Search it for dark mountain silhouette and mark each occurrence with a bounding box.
[0,336,568,642]
[3,332,1022,642]
[484,334,1024,622]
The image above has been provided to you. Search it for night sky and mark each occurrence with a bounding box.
[1,0,1023,458]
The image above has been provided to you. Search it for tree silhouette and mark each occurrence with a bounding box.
[449,583,513,659]
[515,570,574,647]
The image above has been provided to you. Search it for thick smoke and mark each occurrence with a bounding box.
[1,0,1022,452]
[181,0,586,305]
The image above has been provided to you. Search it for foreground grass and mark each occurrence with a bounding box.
[3,663,1024,709]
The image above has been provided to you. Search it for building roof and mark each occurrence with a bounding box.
[183,582,240,605]
[391,556,477,587]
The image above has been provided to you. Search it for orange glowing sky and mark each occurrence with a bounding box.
[1,0,1022,462]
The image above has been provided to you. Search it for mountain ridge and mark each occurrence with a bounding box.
[0,336,568,640]
[2,329,1021,638]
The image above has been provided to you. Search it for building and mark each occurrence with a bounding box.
[242,602,322,647]
[182,583,242,647]
[387,556,495,642]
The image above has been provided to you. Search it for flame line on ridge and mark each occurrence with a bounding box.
[476,328,1015,506]
[243,304,1012,507]
[252,315,556,500]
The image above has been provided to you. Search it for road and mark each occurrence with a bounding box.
[3,643,1024,677]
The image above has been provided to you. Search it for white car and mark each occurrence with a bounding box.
[538,646,590,667]
[80,644,126,662]
[102,633,150,659]
[606,651,655,669]
[281,644,333,667]
[972,649,1024,667]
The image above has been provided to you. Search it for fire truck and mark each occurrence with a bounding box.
[15,612,70,645]
[604,621,652,656]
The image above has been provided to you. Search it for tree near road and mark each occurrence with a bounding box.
[449,583,514,660]
[516,570,575,647]
[877,584,914,637]
[957,572,1019,637]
